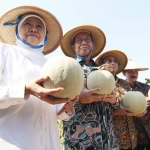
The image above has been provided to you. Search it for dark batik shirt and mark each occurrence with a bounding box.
[131,81,150,145]
[113,77,137,149]
[63,59,119,150]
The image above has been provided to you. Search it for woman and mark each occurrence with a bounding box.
[95,50,137,150]
[0,5,77,150]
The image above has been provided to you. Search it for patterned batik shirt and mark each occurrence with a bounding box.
[63,59,119,150]
[131,81,150,145]
[113,77,137,149]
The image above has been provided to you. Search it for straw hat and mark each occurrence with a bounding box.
[0,5,63,55]
[60,24,106,58]
[95,50,128,74]
[124,59,149,71]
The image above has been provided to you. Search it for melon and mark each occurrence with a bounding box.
[42,56,84,100]
[87,70,115,95]
[123,91,147,115]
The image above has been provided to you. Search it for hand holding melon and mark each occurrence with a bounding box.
[87,70,116,95]
[42,56,84,100]
[123,91,147,115]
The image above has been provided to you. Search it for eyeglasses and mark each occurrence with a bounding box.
[104,58,119,64]
[74,37,92,44]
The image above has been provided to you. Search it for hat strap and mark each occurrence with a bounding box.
[3,15,48,49]
[3,15,22,26]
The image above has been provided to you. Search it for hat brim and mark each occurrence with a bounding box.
[124,59,149,71]
[95,50,128,74]
[60,25,106,58]
[0,5,63,55]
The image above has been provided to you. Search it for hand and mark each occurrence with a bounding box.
[57,96,79,115]
[146,97,150,107]
[103,91,116,104]
[25,76,69,104]
[79,79,105,104]
[114,105,134,116]
[98,66,105,70]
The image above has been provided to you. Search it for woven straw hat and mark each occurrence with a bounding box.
[124,59,149,71]
[0,5,63,55]
[60,24,106,58]
[95,49,128,74]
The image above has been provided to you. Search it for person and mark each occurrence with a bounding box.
[122,59,150,150]
[0,5,78,150]
[95,50,137,150]
[60,24,120,150]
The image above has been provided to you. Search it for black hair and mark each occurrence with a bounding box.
[70,32,93,45]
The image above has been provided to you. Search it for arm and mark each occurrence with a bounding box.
[0,44,27,109]
[57,96,79,120]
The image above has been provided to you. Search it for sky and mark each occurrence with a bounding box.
[0,0,150,83]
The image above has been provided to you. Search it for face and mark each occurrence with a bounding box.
[72,32,93,57]
[103,55,119,75]
[123,70,138,83]
[19,17,46,46]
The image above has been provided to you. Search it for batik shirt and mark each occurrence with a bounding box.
[63,59,119,150]
[131,81,150,145]
[113,77,137,149]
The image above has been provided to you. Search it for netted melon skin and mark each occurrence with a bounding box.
[42,56,84,100]
[87,70,115,95]
[123,91,147,115]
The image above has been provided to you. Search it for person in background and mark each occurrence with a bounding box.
[123,59,150,150]
[0,5,78,150]
[60,25,120,150]
[95,50,137,150]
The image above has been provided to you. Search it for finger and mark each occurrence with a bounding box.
[72,96,79,103]
[121,106,132,110]
[90,87,101,94]
[83,79,87,88]
[36,76,49,84]
[42,87,64,95]
[57,107,66,115]
[92,95,105,102]
[112,90,116,94]
[105,94,113,98]
[127,113,135,116]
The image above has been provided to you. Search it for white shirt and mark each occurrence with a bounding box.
[0,43,69,150]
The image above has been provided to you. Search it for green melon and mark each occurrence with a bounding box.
[42,56,84,100]
[87,70,115,95]
[123,91,147,115]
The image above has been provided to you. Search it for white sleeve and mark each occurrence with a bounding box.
[0,44,26,109]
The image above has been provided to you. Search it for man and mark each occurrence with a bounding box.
[123,59,150,150]
[60,25,119,150]
[95,50,137,150]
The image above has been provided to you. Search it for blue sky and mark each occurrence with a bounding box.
[1,0,150,83]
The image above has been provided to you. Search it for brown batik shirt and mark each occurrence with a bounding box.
[131,81,150,145]
[113,76,137,149]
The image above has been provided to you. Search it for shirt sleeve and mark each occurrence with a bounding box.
[0,44,26,109]
[0,84,26,109]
